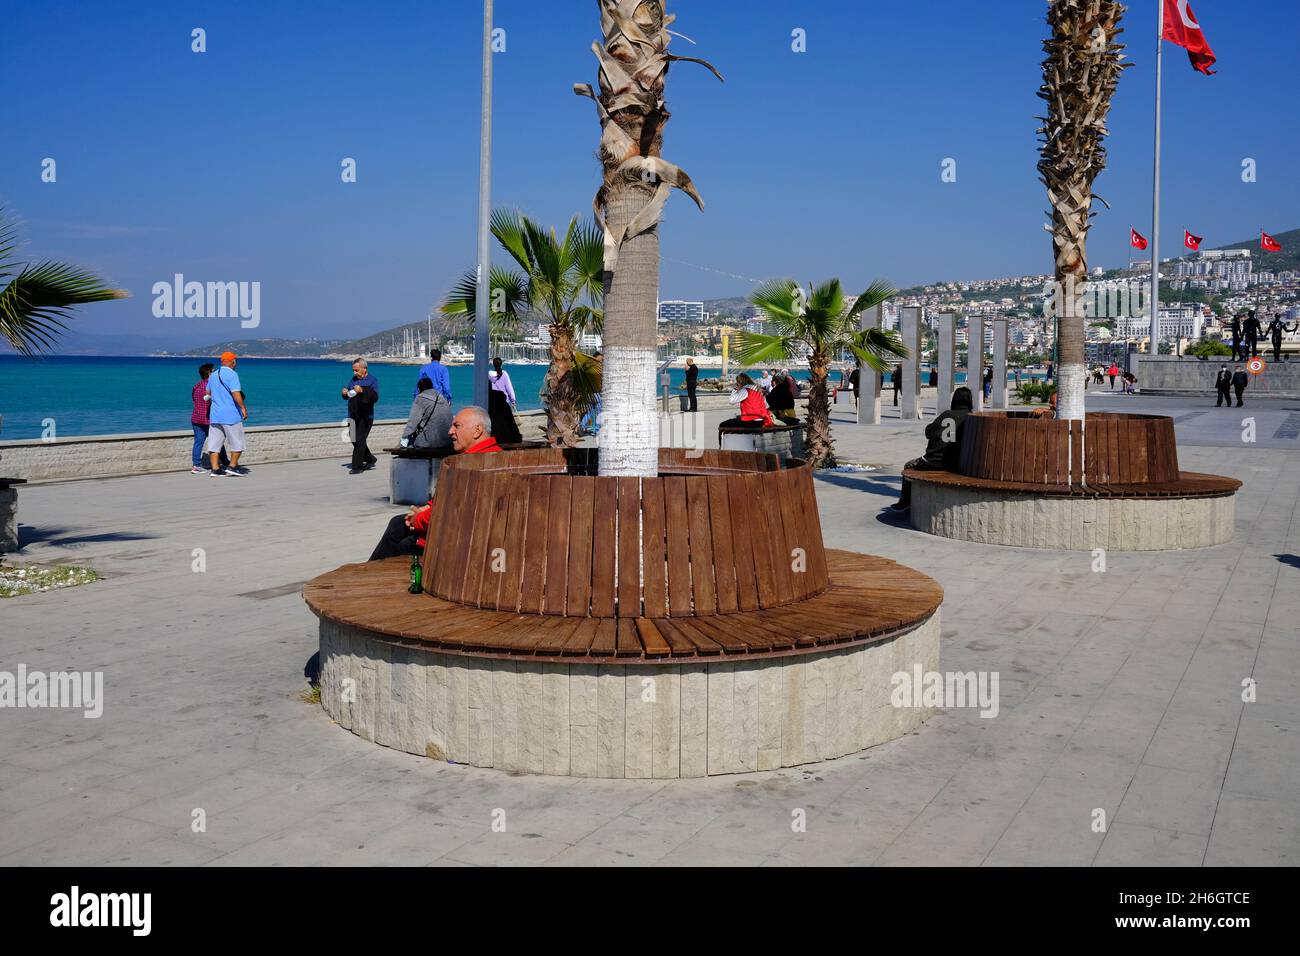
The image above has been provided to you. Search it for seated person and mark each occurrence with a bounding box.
[399,377,454,451]
[369,406,500,561]
[720,373,774,431]
[888,386,973,513]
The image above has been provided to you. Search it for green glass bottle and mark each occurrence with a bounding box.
[408,554,423,594]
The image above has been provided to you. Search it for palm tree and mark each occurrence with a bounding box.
[441,210,603,446]
[574,0,722,477]
[1037,0,1130,420]
[739,278,907,468]
[0,208,127,355]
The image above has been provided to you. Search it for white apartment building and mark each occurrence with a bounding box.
[1116,305,1204,341]
[657,300,705,323]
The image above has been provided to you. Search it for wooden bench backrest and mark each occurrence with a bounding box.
[959,412,1180,487]
[423,448,827,617]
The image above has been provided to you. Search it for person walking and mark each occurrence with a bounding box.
[1045,360,1054,383]
[415,347,453,401]
[928,367,938,390]
[400,377,453,450]
[206,352,248,476]
[189,363,229,473]
[892,364,902,407]
[685,357,699,412]
[487,357,522,445]
[849,366,860,407]
[1231,364,1248,407]
[982,365,993,401]
[1214,364,1233,407]
[1107,362,1119,390]
[342,358,379,474]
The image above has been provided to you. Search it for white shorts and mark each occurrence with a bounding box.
[205,422,246,454]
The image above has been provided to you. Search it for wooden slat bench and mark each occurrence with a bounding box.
[304,549,941,664]
[903,467,1241,499]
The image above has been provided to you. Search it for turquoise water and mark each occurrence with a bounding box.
[0,356,823,440]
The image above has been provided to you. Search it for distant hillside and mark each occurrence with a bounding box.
[1210,227,1300,273]
[176,337,344,358]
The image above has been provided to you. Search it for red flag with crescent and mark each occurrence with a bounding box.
[1130,228,1148,251]
[1163,0,1217,75]
[1184,230,1203,251]
[1261,231,1282,252]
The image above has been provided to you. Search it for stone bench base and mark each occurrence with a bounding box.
[0,486,17,554]
[719,425,804,462]
[909,481,1235,551]
[318,612,939,777]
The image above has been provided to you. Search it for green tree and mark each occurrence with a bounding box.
[441,210,603,446]
[739,278,907,468]
[0,208,127,355]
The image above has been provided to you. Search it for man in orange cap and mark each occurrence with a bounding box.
[206,352,249,476]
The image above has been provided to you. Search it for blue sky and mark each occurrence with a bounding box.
[1,0,1295,344]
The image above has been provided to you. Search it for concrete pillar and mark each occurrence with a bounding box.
[900,306,922,420]
[991,319,1009,409]
[935,313,956,414]
[857,303,882,425]
[966,314,984,412]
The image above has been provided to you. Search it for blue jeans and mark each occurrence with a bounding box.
[192,424,229,468]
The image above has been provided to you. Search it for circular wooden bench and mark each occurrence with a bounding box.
[904,412,1240,550]
[303,448,944,777]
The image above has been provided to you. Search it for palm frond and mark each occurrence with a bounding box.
[749,278,803,329]
[489,209,533,274]
[0,261,128,356]
[735,331,797,367]
[438,266,528,338]
[846,327,908,374]
[844,278,897,324]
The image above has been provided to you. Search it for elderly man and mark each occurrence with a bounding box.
[368,407,500,561]
[341,358,379,475]
[206,351,249,476]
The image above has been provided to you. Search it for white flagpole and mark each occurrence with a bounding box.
[472,0,494,410]
[1148,0,1165,363]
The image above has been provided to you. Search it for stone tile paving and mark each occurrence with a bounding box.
[1,394,1295,865]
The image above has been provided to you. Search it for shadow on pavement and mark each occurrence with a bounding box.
[813,471,901,497]
[1274,553,1300,570]
[16,526,160,548]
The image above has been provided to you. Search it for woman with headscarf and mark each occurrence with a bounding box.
[487,357,522,444]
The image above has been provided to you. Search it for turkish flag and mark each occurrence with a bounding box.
[1130,228,1148,251]
[1261,231,1283,252]
[1163,0,1217,74]
[1184,230,1203,251]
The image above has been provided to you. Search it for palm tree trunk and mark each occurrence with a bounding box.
[805,348,835,467]
[598,183,661,476]
[543,323,580,446]
[1055,240,1088,422]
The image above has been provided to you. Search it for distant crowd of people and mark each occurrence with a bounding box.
[719,368,803,431]
[187,345,526,477]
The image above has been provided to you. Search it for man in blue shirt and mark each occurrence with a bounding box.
[206,351,249,476]
[415,347,452,402]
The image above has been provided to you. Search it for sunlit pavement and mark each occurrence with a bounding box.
[2,393,1296,866]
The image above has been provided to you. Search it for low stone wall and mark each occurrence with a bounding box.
[0,411,549,483]
[910,482,1235,551]
[1139,355,1300,398]
[318,613,939,777]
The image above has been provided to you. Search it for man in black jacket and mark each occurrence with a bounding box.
[889,386,973,513]
[342,358,379,474]
[685,357,699,412]
[1214,365,1233,407]
[1231,365,1248,407]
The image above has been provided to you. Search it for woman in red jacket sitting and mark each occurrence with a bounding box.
[721,373,774,431]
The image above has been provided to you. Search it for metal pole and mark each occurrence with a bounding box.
[472,0,494,410]
[1148,0,1165,366]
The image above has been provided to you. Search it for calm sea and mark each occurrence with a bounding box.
[0,355,845,441]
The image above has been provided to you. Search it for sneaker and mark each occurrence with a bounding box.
[887,502,910,513]
[209,468,226,477]
[225,466,248,477]
[191,466,206,474]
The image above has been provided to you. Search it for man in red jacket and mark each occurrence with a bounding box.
[368,406,501,561]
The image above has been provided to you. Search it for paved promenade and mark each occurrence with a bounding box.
[2,392,1297,866]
